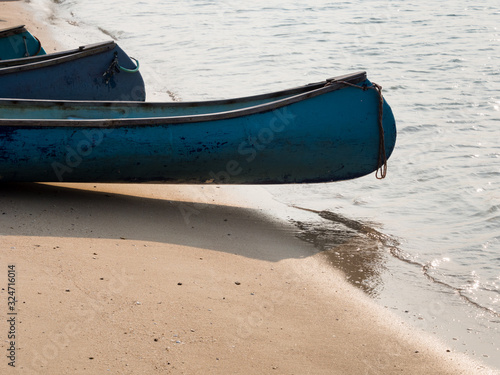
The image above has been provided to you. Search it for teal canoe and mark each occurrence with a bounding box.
[0,25,46,60]
[0,41,145,101]
[0,72,396,184]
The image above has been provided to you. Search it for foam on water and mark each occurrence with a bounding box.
[29,0,500,368]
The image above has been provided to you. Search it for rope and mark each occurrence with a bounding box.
[103,52,140,84]
[334,79,388,179]
[23,36,29,57]
[103,52,120,84]
[33,35,43,56]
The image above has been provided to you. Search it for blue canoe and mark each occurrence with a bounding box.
[0,41,145,101]
[0,25,46,60]
[0,72,396,184]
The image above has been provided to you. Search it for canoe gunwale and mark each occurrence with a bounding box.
[0,72,368,127]
[0,25,27,39]
[0,41,116,71]
[0,70,365,107]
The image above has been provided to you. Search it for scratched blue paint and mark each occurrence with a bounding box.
[0,43,145,101]
[0,26,46,60]
[0,76,396,184]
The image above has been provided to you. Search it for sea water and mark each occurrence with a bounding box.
[31,0,499,368]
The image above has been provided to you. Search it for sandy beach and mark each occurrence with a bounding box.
[0,1,497,374]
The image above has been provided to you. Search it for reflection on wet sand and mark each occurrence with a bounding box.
[291,208,500,321]
[291,208,399,297]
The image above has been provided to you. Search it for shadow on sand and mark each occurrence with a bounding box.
[1,182,397,296]
[0,182,313,263]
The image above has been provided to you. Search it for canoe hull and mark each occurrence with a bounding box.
[0,75,396,184]
[0,42,145,101]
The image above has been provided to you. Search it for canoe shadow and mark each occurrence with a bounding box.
[0,182,311,262]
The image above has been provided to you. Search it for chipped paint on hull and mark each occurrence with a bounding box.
[0,73,396,184]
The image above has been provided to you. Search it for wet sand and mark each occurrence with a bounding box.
[0,1,496,374]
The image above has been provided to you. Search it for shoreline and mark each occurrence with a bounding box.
[0,1,497,374]
[1,182,492,374]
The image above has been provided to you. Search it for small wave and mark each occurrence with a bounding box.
[290,206,391,297]
[97,27,121,40]
[291,206,500,320]
[167,90,182,102]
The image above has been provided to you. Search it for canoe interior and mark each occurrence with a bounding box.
[0,25,46,60]
[0,72,367,122]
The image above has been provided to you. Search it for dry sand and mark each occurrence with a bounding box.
[0,1,497,374]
